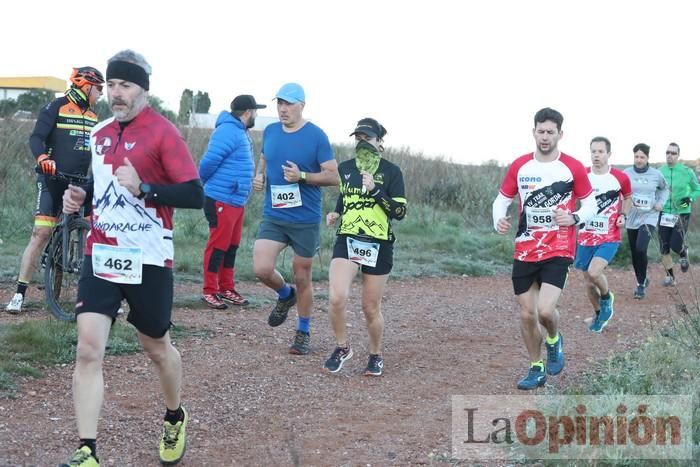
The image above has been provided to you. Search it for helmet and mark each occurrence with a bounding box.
[70,66,105,88]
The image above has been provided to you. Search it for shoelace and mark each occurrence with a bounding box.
[70,450,92,465]
[547,341,559,361]
[294,333,308,346]
[163,422,181,449]
[331,346,349,361]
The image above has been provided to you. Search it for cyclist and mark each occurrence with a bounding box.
[623,143,669,299]
[5,67,103,313]
[658,143,700,285]
[324,118,406,376]
[575,137,632,332]
[492,108,597,390]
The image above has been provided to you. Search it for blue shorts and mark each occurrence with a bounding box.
[574,242,620,271]
[256,217,320,258]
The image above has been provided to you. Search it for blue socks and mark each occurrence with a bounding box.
[276,284,292,300]
[297,316,311,333]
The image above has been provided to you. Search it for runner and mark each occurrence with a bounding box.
[5,66,103,313]
[252,82,338,355]
[658,142,700,285]
[623,143,669,299]
[574,137,632,332]
[492,107,597,390]
[59,50,203,467]
[324,118,406,376]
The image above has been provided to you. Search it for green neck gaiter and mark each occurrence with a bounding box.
[355,140,381,174]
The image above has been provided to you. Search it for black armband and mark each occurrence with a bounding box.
[144,179,204,209]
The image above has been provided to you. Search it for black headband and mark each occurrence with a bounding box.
[106,60,150,90]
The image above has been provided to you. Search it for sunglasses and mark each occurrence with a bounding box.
[666,151,678,155]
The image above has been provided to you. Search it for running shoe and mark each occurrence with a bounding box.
[663,276,676,287]
[268,287,296,327]
[681,257,690,273]
[364,354,384,376]
[5,293,23,314]
[289,330,311,355]
[545,333,565,375]
[160,406,188,465]
[59,446,99,467]
[592,292,614,333]
[324,344,353,373]
[218,289,249,306]
[201,294,227,309]
[517,365,547,390]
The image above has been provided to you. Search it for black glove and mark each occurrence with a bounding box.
[679,197,692,208]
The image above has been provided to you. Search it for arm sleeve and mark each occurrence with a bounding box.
[334,193,343,214]
[29,100,59,158]
[574,193,598,224]
[145,179,204,209]
[686,167,700,202]
[198,126,235,183]
[369,166,407,220]
[492,193,512,231]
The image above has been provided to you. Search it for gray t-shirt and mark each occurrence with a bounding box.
[623,166,669,229]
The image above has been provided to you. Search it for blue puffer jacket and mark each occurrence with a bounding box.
[199,111,255,207]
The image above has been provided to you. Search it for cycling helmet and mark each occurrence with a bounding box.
[70,67,105,88]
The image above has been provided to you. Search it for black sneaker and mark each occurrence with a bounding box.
[633,284,646,299]
[681,257,690,273]
[324,344,353,373]
[289,330,311,355]
[364,354,384,376]
[268,287,296,327]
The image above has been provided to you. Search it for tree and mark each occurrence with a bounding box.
[178,89,193,124]
[194,91,211,113]
[16,90,57,115]
[0,98,18,118]
[148,95,177,123]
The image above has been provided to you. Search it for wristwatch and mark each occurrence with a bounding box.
[299,171,307,184]
[137,182,152,200]
[572,213,581,225]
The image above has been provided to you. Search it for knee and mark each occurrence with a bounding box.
[329,287,349,311]
[142,342,168,366]
[30,227,51,245]
[538,305,555,321]
[292,263,312,287]
[520,306,537,323]
[363,301,382,323]
[253,260,272,280]
[75,338,105,366]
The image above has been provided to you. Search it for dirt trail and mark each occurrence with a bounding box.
[0,265,688,466]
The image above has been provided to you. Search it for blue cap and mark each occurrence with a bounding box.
[275,82,305,104]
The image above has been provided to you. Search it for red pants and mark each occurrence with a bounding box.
[202,198,245,295]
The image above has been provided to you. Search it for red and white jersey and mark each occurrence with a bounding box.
[578,167,632,246]
[499,152,592,262]
[86,107,199,268]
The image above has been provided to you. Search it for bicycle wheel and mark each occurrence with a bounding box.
[44,217,90,321]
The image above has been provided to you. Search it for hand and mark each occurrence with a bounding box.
[553,208,575,226]
[653,202,663,212]
[616,214,626,227]
[360,170,375,192]
[282,161,301,183]
[62,184,86,214]
[37,154,56,175]
[496,215,511,234]
[326,212,340,227]
[114,157,142,196]
[252,173,264,191]
[679,197,692,208]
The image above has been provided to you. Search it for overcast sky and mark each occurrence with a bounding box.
[4,0,699,166]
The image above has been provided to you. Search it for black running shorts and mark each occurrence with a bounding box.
[76,256,174,338]
[332,234,394,276]
[511,257,572,295]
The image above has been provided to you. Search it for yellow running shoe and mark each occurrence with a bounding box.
[159,406,188,465]
[59,446,99,467]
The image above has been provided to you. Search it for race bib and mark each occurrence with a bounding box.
[346,237,380,268]
[271,184,302,208]
[585,215,609,233]
[92,243,143,284]
[525,207,557,230]
[632,193,653,210]
[660,212,679,228]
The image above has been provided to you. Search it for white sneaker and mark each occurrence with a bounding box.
[5,293,23,314]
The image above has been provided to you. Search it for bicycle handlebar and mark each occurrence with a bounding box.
[35,167,91,186]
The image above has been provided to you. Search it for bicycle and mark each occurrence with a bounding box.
[41,171,91,321]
